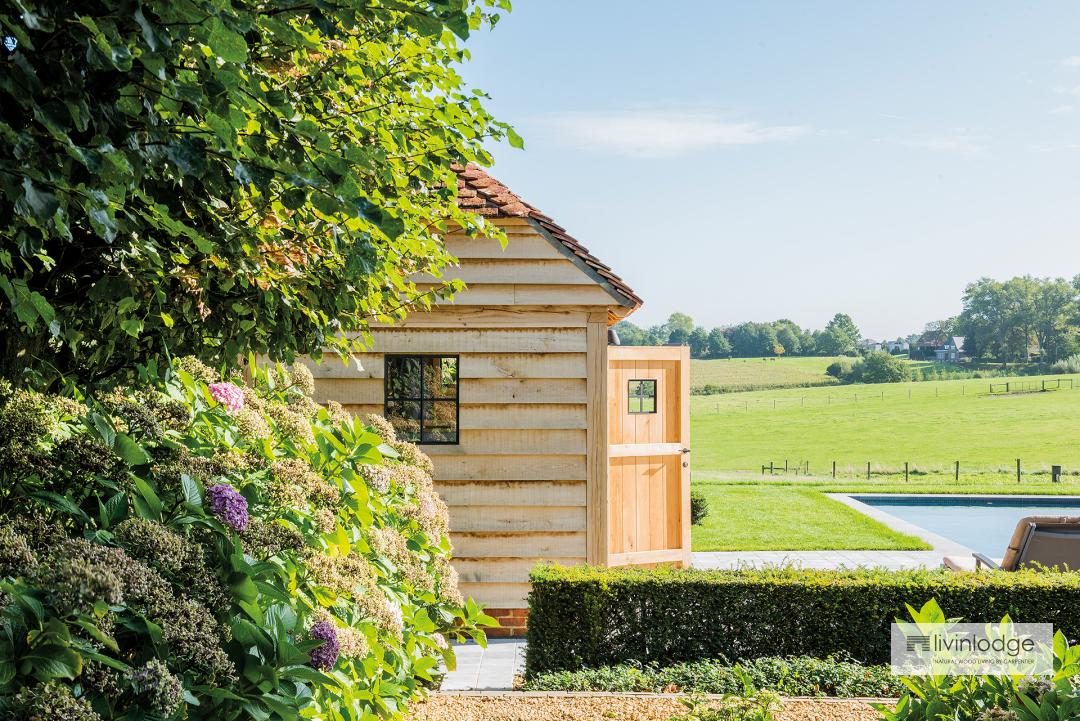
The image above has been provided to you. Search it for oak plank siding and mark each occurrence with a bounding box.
[311,220,598,608]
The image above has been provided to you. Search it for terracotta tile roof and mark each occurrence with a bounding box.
[454,164,643,311]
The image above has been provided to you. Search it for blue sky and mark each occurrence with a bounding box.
[461,1,1080,339]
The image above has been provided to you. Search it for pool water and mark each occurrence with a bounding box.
[851,495,1080,555]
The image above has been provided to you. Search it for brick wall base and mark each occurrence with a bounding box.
[485,607,528,638]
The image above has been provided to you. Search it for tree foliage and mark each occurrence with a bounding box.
[958,276,1080,363]
[0,0,516,386]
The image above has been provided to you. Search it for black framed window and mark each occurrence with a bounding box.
[628,379,657,414]
[384,355,459,444]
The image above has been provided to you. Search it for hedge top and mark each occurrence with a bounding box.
[529,563,1080,590]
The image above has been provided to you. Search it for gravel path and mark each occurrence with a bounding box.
[408,693,889,721]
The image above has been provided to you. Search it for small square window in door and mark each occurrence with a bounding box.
[628,379,657,414]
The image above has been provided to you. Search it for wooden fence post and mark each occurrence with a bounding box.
[866,461,871,481]
[955,460,959,481]
[1016,458,1021,484]
[832,461,837,478]
[905,462,909,482]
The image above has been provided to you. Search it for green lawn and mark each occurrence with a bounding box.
[691,356,844,392]
[691,374,1080,478]
[691,485,930,551]
[689,372,1080,551]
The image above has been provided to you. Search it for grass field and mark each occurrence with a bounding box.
[691,485,930,551]
[691,374,1080,477]
[690,356,844,392]
[689,372,1080,551]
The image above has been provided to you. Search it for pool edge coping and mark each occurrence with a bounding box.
[829,493,976,558]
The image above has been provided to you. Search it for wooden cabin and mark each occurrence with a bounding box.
[308,165,691,630]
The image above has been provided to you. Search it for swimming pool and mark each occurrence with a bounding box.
[850,495,1080,555]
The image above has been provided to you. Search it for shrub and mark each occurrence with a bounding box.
[525,565,1080,675]
[879,599,1080,721]
[690,491,710,526]
[825,360,852,379]
[522,655,902,697]
[0,358,491,720]
[857,352,908,383]
[1052,355,1080,374]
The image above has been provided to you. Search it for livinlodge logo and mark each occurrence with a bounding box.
[891,623,1053,676]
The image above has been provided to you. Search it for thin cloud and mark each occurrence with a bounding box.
[1063,56,1080,68]
[542,110,809,157]
[880,134,987,154]
[1033,142,1080,152]
[1050,104,1075,115]
[1053,84,1080,95]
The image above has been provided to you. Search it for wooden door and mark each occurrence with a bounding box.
[606,345,690,566]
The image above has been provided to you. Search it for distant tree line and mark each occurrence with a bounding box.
[925,276,1080,364]
[613,312,862,360]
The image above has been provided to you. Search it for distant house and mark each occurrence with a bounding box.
[934,336,966,362]
[915,330,949,356]
[885,340,910,353]
[858,338,883,352]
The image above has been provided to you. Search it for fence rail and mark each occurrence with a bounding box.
[752,458,1072,482]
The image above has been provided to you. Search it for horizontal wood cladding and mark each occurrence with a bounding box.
[454,557,582,584]
[304,353,588,380]
[448,505,586,533]
[434,480,586,507]
[413,259,592,286]
[458,582,531,609]
[459,404,586,430]
[417,283,617,306]
[451,531,586,558]
[314,378,585,406]
[363,328,586,353]
[334,403,587,430]
[422,430,586,455]
[375,308,592,328]
[445,232,561,260]
[432,454,586,482]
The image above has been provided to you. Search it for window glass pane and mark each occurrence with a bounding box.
[385,356,421,398]
[628,379,657,414]
[423,356,458,399]
[422,401,458,444]
[385,400,421,442]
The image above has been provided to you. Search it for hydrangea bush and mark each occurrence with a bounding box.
[0,357,492,720]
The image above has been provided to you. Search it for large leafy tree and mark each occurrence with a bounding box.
[0,0,517,386]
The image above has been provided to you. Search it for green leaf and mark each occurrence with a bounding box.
[131,477,163,518]
[20,177,59,221]
[208,21,249,63]
[29,491,90,523]
[120,318,143,338]
[160,311,174,328]
[103,491,129,527]
[113,433,150,465]
[181,474,202,507]
[24,644,82,681]
[506,127,525,149]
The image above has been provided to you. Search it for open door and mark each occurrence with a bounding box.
[606,345,690,567]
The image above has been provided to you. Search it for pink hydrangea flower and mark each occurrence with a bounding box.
[208,382,244,413]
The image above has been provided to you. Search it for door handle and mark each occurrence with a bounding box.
[681,448,691,454]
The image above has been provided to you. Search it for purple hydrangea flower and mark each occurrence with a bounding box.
[309,621,340,670]
[207,483,249,532]
[208,382,245,413]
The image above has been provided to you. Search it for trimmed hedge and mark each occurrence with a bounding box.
[521,656,902,697]
[526,565,1080,675]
